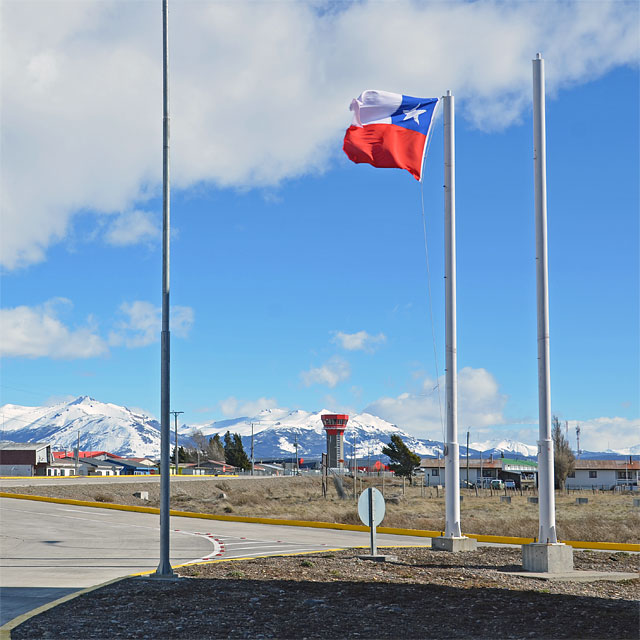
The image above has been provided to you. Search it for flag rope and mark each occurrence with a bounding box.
[419,178,446,448]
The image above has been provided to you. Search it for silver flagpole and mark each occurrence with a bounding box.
[532,53,556,545]
[156,0,173,577]
[523,53,572,572]
[433,91,476,553]
[443,90,462,539]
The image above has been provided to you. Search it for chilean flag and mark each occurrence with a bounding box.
[343,90,439,181]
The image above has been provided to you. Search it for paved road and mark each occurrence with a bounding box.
[0,496,430,625]
[0,475,254,489]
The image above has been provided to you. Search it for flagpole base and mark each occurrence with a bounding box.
[522,542,573,573]
[432,536,477,552]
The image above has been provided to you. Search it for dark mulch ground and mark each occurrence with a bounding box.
[12,547,639,640]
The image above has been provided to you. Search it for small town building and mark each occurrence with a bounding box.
[47,459,90,476]
[197,460,238,474]
[101,457,152,475]
[565,459,639,490]
[420,457,538,489]
[0,442,53,476]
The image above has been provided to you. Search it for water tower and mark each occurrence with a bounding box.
[321,414,349,468]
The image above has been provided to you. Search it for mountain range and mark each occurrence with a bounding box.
[1,396,636,461]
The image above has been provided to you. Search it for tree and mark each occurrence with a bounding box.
[170,445,188,464]
[223,431,234,464]
[552,415,575,489]
[223,431,251,470]
[381,434,421,484]
[190,429,208,455]
[207,434,225,462]
[232,433,251,471]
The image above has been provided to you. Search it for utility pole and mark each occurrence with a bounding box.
[75,429,80,476]
[170,411,183,475]
[466,429,470,489]
[250,423,255,476]
[294,434,299,475]
[576,425,581,458]
[352,430,357,502]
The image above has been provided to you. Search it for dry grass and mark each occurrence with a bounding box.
[3,476,639,543]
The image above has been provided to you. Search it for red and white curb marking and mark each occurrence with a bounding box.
[173,529,225,564]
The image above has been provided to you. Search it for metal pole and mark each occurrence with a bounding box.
[170,411,183,474]
[533,53,557,544]
[352,431,357,501]
[250,423,254,476]
[443,90,462,538]
[75,430,79,476]
[156,0,173,577]
[368,487,377,556]
[466,430,470,489]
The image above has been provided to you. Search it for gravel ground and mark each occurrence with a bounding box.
[12,547,639,640]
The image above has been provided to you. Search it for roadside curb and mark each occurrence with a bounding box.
[1,491,638,552]
[0,576,127,640]
[0,546,356,638]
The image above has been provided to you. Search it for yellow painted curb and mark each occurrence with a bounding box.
[0,474,238,480]
[0,576,127,640]
[1,492,638,552]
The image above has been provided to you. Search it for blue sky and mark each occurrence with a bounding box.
[1,1,638,451]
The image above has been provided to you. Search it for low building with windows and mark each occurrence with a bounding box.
[420,457,538,489]
[0,442,53,476]
[565,459,639,490]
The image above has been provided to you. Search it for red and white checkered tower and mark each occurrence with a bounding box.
[321,414,349,469]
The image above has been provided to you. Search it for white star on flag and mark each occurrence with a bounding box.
[403,105,427,124]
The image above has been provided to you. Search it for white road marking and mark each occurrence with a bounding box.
[59,509,111,515]
[219,547,323,559]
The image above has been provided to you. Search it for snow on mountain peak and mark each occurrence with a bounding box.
[2,397,635,461]
[68,395,96,406]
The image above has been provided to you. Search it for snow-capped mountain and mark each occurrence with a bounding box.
[609,444,640,457]
[1,396,635,461]
[470,439,538,459]
[0,396,167,458]
[189,408,445,460]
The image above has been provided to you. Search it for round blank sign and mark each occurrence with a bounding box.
[357,487,386,527]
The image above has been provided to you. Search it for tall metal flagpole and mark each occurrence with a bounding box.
[532,54,556,544]
[156,0,173,577]
[433,91,476,553]
[443,90,462,539]
[523,53,572,573]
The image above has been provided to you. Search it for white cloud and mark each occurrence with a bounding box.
[566,417,640,453]
[104,210,159,247]
[219,396,279,418]
[301,356,351,388]
[1,1,637,268]
[0,298,108,359]
[108,301,194,348]
[332,330,386,352]
[364,367,507,439]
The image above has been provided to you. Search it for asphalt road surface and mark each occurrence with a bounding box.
[0,496,431,625]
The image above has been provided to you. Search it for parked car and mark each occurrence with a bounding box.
[490,479,504,490]
[504,480,516,490]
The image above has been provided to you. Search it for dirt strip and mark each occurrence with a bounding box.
[11,547,639,640]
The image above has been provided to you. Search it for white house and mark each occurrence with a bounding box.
[565,459,639,490]
[420,457,538,489]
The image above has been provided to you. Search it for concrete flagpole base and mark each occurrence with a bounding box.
[432,536,478,552]
[357,554,398,563]
[522,542,573,573]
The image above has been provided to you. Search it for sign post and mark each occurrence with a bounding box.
[357,487,396,561]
